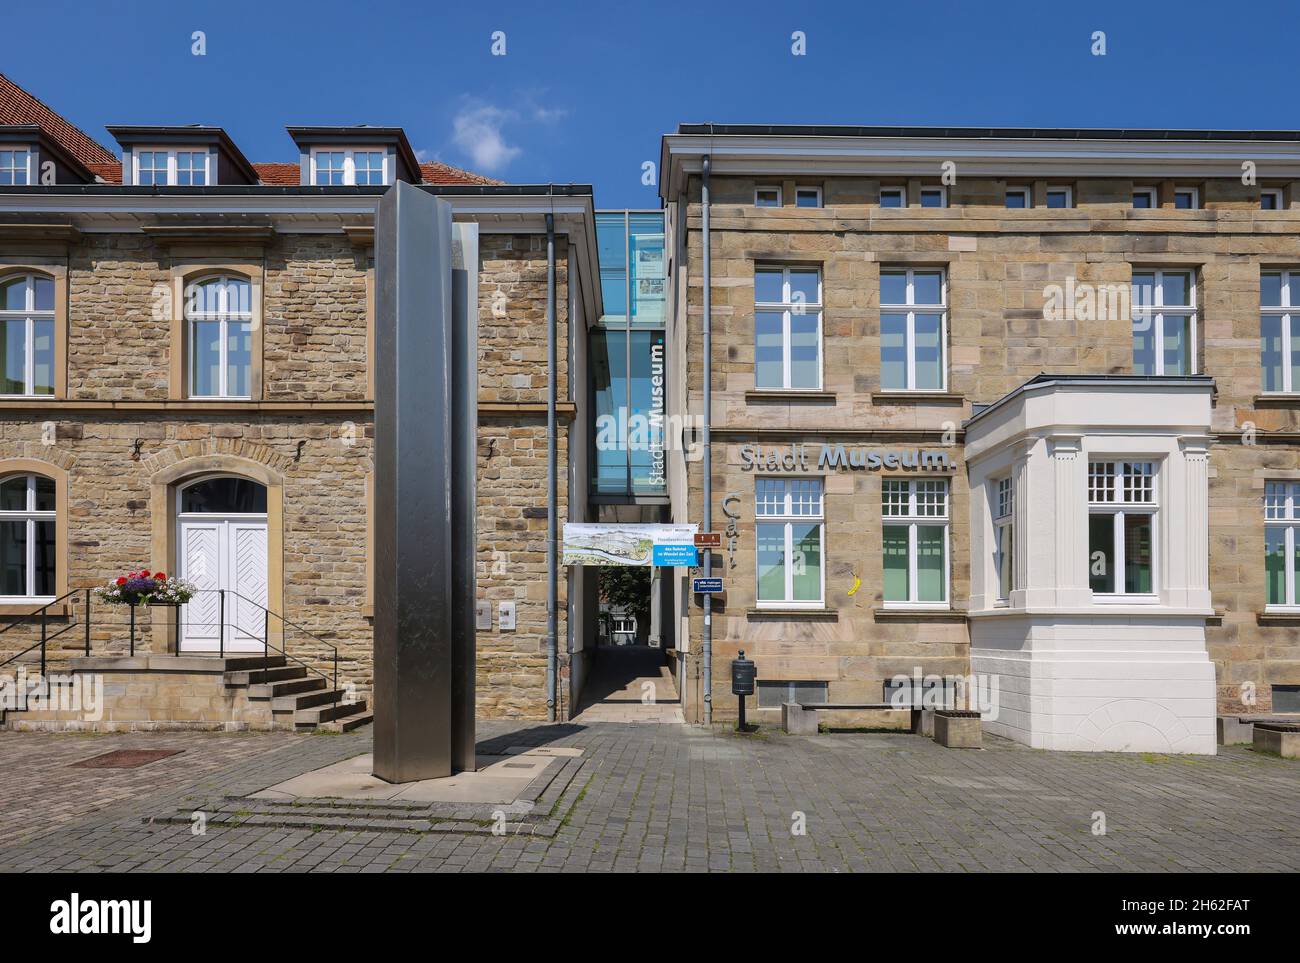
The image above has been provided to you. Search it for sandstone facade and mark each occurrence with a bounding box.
[675,174,1300,720]
[0,229,572,721]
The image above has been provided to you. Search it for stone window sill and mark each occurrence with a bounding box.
[871,392,965,405]
[0,603,72,617]
[744,390,837,403]
[746,607,838,621]
[1254,394,1300,408]
[1258,610,1300,626]
[873,607,966,622]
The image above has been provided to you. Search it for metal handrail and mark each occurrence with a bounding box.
[0,589,85,675]
[2,587,348,722]
[186,589,342,717]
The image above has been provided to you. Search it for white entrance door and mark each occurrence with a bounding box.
[178,516,268,652]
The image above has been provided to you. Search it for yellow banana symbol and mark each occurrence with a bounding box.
[847,573,861,597]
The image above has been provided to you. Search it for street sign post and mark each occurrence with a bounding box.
[692,577,724,594]
[694,532,722,549]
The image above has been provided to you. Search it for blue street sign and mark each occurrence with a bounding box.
[653,544,699,567]
[692,577,724,594]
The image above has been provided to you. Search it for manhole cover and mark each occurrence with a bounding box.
[70,749,184,769]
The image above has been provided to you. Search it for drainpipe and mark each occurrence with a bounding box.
[701,155,712,726]
[546,211,558,722]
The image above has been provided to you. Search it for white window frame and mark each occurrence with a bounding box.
[310,148,389,186]
[754,264,823,391]
[185,274,253,400]
[879,186,906,208]
[133,148,211,187]
[993,475,1014,602]
[1087,460,1159,600]
[1264,481,1300,610]
[879,266,948,392]
[918,185,948,209]
[1261,188,1285,211]
[794,186,822,208]
[881,478,951,608]
[755,477,825,609]
[1132,187,1157,208]
[1004,186,1030,208]
[0,272,55,397]
[1131,269,1197,376]
[754,185,782,208]
[612,617,636,635]
[1045,185,1073,209]
[1261,269,1300,393]
[0,473,56,602]
[0,147,32,185]
[1173,186,1199,210]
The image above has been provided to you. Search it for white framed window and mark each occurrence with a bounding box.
[1131,269,1196,375]
[1045,185,1073,208]
[879,186,906,208]
[754,264,822,390]
[134,149,209,186]
[1132,187,1157,209]
[754,186,782,207]
[1004,187,1030,209]
[1261,270,1300,393]
[612,617,636,635]
[0,148,32,185]
[1265,481,1300,609]
[880,267,947,391]
[794,186,822,208]
[1261,188,1284,211]
[311,148,388,186]
[0,273,55,397]
[919,186,947,208]
[0,473,56,601]
[882,478,949,606]
[1088,461,1157,597]
[993,475,1015,601]
[1173,186,1198,210]
[186,275,252,399]
[756,477,824,607]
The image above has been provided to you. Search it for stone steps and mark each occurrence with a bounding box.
[293,699,368,728]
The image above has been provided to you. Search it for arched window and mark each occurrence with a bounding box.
[0,273,55,396]
[179,476,268,514]
[0,474,55,599]
[186,275,252,398]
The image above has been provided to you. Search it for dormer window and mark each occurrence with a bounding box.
[311,148,387,186]
[0,149,32,185]
[134,149,210,186]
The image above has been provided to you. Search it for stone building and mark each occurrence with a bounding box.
[659,125,1300,750]
[0,75,601,727]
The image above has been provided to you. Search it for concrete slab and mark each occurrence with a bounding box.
[249,750,580,805]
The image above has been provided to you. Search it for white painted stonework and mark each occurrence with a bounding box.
[965,376,1217,754]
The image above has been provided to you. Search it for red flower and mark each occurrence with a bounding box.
[141,570,151,578]
[154,572,166,580]
[116,577,127,586]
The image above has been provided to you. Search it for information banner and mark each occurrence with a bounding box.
[561,523,698,567]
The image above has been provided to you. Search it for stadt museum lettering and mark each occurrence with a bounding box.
[739,443,954,473]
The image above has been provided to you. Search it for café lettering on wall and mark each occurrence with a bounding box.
[739,443,954,473]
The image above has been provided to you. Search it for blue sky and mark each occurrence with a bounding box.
[7,0,1299,206]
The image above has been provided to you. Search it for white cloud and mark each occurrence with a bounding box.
[451,104,521,172]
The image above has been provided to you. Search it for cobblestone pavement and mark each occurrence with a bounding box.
[1,723,1297,872]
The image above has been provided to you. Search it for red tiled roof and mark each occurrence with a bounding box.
[252,162,300,186]
[87,162,122,184]
[420,160,503,186]
[0,72,117,167]
[1,72,502,188]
